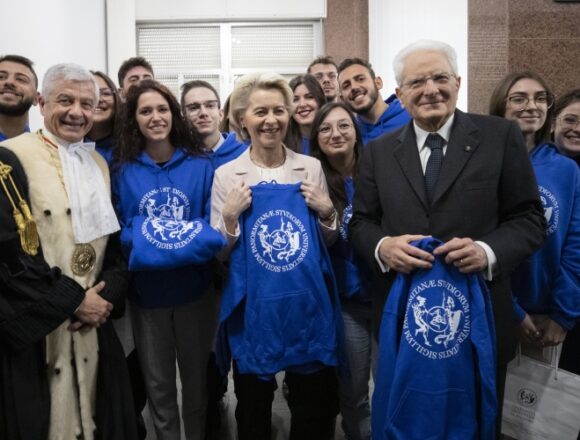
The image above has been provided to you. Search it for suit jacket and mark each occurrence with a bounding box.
[349,110,545,364]
[210,145,337,253]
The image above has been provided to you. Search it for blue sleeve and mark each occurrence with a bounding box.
[549,171,580,330]
[110,167,133,259]
[202,161,214,223]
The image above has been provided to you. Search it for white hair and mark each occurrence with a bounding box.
[41,63,99,104]
[393,40,458,86]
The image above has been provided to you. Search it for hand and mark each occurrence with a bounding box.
[433,237,488,273]
[222,181,252,234]
[517,313,542,346]
[535,316,567,347]
[378,235,434,274]
[71,281,113,329]
[300,180,334,219]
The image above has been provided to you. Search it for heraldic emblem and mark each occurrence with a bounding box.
[138,187,202,250]
[250,209,309,273]
[403,280,471,360]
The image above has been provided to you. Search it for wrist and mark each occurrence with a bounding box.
[319,207,337,223]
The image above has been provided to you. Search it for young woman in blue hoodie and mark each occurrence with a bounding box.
[310,102,373,440]
[113,80,223,440]
[490,72,580,361]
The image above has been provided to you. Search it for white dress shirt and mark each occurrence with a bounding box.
[373,115,497,279]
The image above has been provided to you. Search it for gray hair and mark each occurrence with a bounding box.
[228,72,293,141]
[393,40,458,86]
[42,63,99,104]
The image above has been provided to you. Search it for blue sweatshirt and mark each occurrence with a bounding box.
[511,143,580,330]
[112,148,221,309]
[93,135,115,165]
[358,94,411,145]
[217,182,341,377]
[373,238,497,440]
[209,132,248,170]
[329,177,371,303]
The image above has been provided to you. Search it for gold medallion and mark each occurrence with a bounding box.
[71,243,96,276]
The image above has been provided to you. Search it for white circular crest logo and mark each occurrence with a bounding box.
[538,185,559,236]
[403,280,470,360]
[250,209,309,272]
[339,203,353,241]
[138,187,202,250]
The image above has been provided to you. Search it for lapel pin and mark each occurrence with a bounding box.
[464,145,472,152]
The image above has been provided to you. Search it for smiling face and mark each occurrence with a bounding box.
[136,90,172,146]
[0,60,38,117]
[554,101,580,157]
[93,75,115,125]
[292,83,319,127]
[395,50,460,132]
[338,64,381,116]
[240,88,289,152]
[39,79,96,142]
[183,86,222,140]
[504,78,549,138]
[317,106,356,161]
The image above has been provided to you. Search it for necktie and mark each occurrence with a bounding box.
[424,133,445,203]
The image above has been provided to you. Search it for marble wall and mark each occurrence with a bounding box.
[469,0,580,114]
[325,0,369,64]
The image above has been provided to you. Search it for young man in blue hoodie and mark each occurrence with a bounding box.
[181,80,247,170]
[338,57,411,145]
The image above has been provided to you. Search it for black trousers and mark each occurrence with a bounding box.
[233,364,339,440]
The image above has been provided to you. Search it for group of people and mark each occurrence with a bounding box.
[0,37,578,440]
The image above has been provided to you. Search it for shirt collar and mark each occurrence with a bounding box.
[414,114,455,151]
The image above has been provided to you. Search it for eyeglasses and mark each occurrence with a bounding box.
[506,93,554,109]
[557,114,580,130]
[185,100,219,115]
[318,121,354,137]
[99,88,115,99]
[402,72,456,90]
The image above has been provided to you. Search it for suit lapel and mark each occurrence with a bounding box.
[432,110,480,205]
[393,123,429,209]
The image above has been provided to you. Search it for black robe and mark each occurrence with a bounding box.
[0,147,138,440]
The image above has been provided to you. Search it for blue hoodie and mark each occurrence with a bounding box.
[209,132,248,170]
[358,94,411,145]
[328,177,371,303]
[112,148,219,309]
[93,135,115,165]
[217,182,341,377]
[373,238,497,440]
[511,143,580,330]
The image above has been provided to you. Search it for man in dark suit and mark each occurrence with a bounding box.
[349,40,545,430]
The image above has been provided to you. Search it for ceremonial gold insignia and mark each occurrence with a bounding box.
[0,160,39,255]
[71,243,96,276]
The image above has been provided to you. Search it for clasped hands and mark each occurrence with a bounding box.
[68,280,113,332]
[379,235,488,274]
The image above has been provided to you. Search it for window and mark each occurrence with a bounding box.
[137,22,323,101]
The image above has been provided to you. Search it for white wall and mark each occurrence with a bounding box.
[368,0,468,110]
[0,0,107,130]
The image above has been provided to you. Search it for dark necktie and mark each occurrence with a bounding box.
[424,133,445,203]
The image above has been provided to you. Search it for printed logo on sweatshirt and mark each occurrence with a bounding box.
[250,209,309,272]
[538,185,559,236]
[339,204,353,241]
[137,187,202,250]
[403,279,470,360]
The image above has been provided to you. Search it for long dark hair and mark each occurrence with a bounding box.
[116,79,203,164]
[310,102,363,219]
[89,70,120,140]
[284,74,326,153]
[489,71,555,146]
